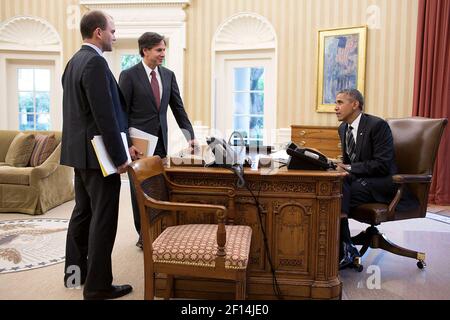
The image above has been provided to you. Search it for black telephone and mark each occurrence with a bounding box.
[286,142,336,170]
[206,136,244,167]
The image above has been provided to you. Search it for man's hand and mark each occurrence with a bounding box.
[188,139,200,155]
[129,146,143,160]
[336,163,351,174]
[117,161,129,174]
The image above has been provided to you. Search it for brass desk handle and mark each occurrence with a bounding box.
[299,141,306,147]
[299,130,306,136]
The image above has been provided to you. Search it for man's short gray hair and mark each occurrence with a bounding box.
[338,89,364,110]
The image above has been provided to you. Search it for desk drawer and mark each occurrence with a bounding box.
[291,125,341,159]
[292,138,341,151]
[292,128,339,140]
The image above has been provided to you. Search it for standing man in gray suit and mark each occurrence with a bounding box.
[119,32,198,248]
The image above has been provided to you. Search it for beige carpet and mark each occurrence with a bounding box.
[0,218,68,274]
[1,183,450,300]
[0,183,144,300]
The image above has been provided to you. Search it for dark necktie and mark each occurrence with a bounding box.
[346,125,356,163]
[150,70,160,111]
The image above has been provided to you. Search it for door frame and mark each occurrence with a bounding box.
[214,50,276,145]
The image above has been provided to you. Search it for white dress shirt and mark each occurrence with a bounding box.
[348,113,362,143]
[142,61,163,101]
[83,42,103,57]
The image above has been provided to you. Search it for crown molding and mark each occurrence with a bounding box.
[80,0,190,9]
[213,12,277,51]
[0,16,61,51]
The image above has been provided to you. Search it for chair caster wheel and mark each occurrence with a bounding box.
[352,257,363,272]
[355,264,364,272]
[417,260,426,269]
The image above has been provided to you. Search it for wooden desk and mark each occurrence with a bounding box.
[155,166,346,300]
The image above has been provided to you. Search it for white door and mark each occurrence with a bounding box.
[7,61,56,131]
[215,53,276,146]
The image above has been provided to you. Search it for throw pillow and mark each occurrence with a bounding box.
[5,132,36,167]
[29,133,57,167]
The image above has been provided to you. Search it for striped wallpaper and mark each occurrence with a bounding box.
[1,0,419,129]
[0,0,83,64]
[184,0,419,128]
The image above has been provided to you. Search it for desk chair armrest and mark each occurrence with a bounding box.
[387,174,432,221]
[392,174,432,184]
[143,193,227,220]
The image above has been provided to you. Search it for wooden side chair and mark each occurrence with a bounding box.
[128,156,252,300]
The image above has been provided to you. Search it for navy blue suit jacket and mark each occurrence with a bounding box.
[61,45,128,169]
[338,113,418,211]
[119,62,195,153]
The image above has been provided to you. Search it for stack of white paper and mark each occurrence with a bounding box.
[91,132,131,177]
[129,127,158,157]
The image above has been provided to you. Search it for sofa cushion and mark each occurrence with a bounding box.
[0,166,33,185]
[5,132,36,167]
[29,134,56,167]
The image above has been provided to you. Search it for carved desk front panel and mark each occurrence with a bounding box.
[157,166,345,300]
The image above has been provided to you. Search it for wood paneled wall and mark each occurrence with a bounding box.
[184,0,419,128]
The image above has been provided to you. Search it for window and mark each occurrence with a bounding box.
[121,54,141,71]
[17,68,51,131]
[213,13,277,147]
[215,55,275,146]
[233,67,265,146]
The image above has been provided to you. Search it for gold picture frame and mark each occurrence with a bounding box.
[316,26,367,113]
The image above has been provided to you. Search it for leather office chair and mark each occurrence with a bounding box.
[350,117,448,269]
[128,156,252,300]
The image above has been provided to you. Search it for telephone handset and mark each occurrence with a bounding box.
[206,133,247,168]
[286,142,336,170]
[205,137,236,167]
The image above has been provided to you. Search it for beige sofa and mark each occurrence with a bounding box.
[0,130,74,215]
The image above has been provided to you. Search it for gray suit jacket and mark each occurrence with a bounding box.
[119,62,195,153]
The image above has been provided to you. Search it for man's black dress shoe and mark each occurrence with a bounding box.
[136,235,143,249]
[83,284,133,300]
[339,241,362,270]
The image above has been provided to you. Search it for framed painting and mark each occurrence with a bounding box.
[316,26,367,112]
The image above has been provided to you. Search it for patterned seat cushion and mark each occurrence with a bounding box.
[152,224,252,270]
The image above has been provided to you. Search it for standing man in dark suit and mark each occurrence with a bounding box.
[119,32,198,248]
[334,89,418,269]
[61,10,132,299]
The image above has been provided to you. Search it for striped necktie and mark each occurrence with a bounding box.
[346,125,356,163]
